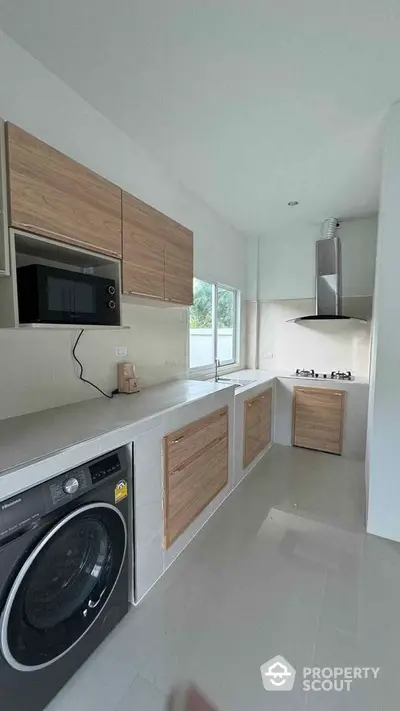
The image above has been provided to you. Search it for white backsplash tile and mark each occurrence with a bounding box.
[0,302,189,420]
[246,299,371,376]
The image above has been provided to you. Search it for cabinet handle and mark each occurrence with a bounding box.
[171,436,184,444]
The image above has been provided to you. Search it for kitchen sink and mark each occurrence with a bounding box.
[216,377,257,389]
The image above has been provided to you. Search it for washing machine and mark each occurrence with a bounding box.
[0,446,131,711]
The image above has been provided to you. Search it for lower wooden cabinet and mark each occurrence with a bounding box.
[163,407,229,548]
[292,386,345,454]
[243,388,272,468]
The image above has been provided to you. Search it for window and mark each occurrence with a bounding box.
[189,278,239,371]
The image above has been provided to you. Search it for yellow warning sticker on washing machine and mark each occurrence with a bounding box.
[115,479,128,503]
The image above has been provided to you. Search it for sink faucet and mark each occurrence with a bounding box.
[214,358,220,382]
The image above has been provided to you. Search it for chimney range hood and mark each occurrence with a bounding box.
[289,218,367,323]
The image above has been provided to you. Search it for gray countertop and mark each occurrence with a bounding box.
[0,379,232,479]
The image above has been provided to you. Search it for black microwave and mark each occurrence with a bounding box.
[17,264,119,326]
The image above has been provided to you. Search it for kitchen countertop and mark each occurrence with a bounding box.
[232,369,369,387]
[0,379,234,490]
[0,369,369,503]
[228,369,278,394]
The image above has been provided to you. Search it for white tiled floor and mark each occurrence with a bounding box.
[47,445,400,711]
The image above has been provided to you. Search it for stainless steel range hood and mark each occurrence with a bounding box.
[290,218,367,323]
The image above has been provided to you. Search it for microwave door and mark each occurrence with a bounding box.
[46,274,97,324]
[73,280,97,323]
[47,275,75,322]
[17,264,118,325]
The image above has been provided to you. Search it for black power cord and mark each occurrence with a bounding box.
[72,329,119,400]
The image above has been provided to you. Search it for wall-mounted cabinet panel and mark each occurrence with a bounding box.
[165,221,193,305]
[0,121,10,276]
[122,192,193,305]
[122,192,165,299]
[6,123,122,258]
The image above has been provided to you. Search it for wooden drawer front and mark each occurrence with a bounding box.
[165,435,228,547]
[243,388,272,468]
[165,221,193,305]
[292,387,345,454]
[165,407,228,473]
[244,422,263,469]
[259,389,272,449]
[6,123,122,257]
[122,192,165,298]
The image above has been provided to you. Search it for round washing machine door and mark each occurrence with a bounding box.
[0,502,126,671]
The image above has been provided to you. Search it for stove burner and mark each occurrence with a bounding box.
[331,371,353,380]
[294,369,354,381]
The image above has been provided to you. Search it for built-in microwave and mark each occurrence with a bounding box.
[17,264,119,326]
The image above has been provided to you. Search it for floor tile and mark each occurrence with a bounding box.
[115,675,167,711]
[46,446,400,711]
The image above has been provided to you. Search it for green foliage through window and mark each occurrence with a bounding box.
[190,279,234,329]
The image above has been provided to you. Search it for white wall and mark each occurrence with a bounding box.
[252,216,378,301]
[0,31,246,293]
[0,304,188,420]
[257,300,371,376]
[0,30,247,419]
[245,215,377,374]
[366,103,400,542]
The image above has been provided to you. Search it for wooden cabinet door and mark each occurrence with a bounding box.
[259,388,272,451]
[243,388,272,468]
[165,220,193,305]
[122,192,165,298]
[292,387,345,454]
[6,123,122,257]
[164,407,228,547]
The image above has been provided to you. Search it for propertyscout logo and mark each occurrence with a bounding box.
[260,656,380,692]
[260,656,296,691]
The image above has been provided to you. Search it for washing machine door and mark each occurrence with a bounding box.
[0,502,126,671]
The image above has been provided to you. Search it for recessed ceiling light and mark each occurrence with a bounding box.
[288,201,299,207]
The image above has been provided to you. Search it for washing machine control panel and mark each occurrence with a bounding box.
[0,448,128,544]
[49,470,89,505]
[89,453,122,484]
[63,477,80,495]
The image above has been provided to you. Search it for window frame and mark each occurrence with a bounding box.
[189,278,241,376]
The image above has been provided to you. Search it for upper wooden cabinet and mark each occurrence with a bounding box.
[122,192,165,299]
[165,221,193,305]
[122,192,193,305]
[6,123,122,258]
[292,386,345,454]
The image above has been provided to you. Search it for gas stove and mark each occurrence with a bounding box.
[293,369,354,381]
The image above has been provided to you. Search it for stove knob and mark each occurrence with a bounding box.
[107,285,116,296]
[63,477,79,495]
[108,300,116,309]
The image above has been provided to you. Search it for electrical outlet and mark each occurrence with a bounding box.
[116,347,128,357]
[263,352,274,359]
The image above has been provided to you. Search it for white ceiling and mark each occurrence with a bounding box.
[0,0,398,236]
